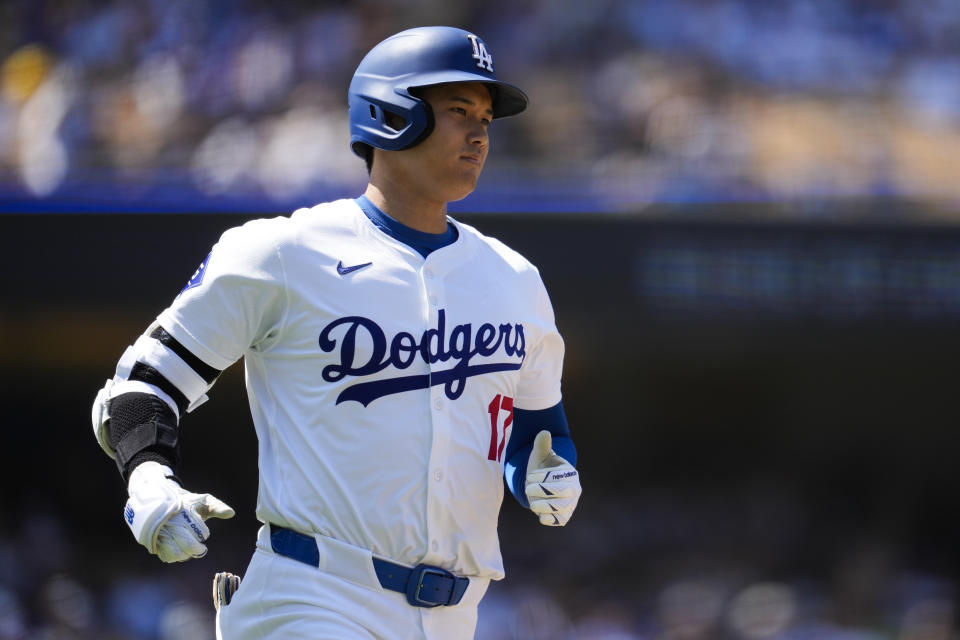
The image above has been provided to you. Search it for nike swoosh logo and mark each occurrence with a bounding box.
[336,260,372,275]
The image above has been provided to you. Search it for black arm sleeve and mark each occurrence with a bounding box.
[108,392,180,482]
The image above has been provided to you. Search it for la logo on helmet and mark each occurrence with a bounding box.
[466,34,494,72]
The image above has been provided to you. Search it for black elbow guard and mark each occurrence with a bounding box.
[108,392,181,481]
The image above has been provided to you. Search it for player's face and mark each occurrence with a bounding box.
[402,82,493,203]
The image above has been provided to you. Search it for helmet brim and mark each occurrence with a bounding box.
[404,71,528,119]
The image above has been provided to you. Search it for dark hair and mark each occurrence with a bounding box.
[357,109,408,175]
[358,144,373,174]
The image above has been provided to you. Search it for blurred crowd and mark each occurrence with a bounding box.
[0,0,959,213]
[2,490,958,639]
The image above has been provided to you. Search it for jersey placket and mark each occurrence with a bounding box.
[421,258,452,564]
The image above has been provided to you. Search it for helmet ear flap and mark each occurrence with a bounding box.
[349,94,434,153]
[404,96,435,149]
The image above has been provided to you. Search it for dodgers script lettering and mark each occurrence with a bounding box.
[318,309,525,406]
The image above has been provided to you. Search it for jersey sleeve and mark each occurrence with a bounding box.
[513,270,564,411]
[156,218,290,371]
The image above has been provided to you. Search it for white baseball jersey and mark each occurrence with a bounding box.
[155,198,564,580]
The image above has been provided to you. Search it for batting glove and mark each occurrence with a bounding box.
[525,430,582,526]
[125,461,235,563]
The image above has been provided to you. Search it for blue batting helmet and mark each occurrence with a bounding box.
[348,26,528,158]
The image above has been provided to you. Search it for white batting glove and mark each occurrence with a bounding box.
[525,430,582,527]
[125,461,235,563]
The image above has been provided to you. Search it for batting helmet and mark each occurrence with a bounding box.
[348,26,528,158]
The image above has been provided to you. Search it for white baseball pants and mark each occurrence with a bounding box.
[216,525,489,639]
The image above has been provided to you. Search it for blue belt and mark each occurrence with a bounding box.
[269,524,470,608]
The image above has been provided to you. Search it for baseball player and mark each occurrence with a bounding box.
[91,26,581,639]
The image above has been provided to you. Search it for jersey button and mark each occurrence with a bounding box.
[425,268,434,279]
[433,398,443,410]
[428,294,438,306]
[434,470,443,481]
[431,540,439,552]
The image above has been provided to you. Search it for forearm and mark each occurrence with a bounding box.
[108,392,181,482]
[94,324,222,481]
[504,402,577,509]
[93,347,234,562]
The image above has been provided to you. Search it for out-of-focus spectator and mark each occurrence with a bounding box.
[0,586,27,640]
[37,574,96,639]
[726,582,798,639]
[104,575,177,639]
[158,601,215,640]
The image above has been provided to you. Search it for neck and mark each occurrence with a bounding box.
[363,180,448,235]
